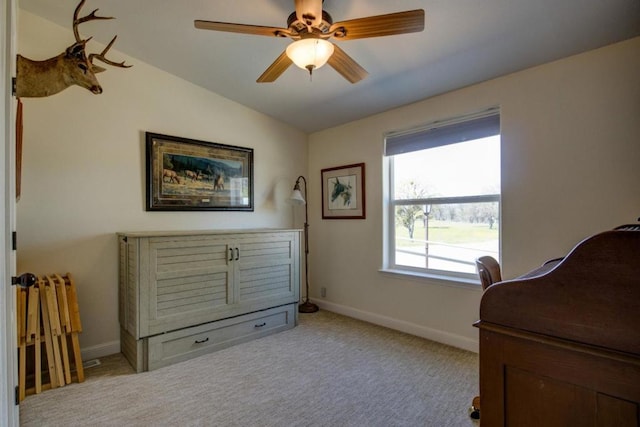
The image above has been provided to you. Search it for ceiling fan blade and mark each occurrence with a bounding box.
[257,51,293,83]
[327,44,368,84]
[294,0,323,27]
[195,20,291,37]
[329,9,425,40]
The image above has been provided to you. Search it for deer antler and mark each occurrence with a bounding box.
[73,0,131,68]
[73,0,113,43]
[89,36,132,68]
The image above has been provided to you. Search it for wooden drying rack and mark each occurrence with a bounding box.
[16,273,85,401]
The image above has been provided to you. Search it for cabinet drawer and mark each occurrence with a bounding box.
[147,304,296,371]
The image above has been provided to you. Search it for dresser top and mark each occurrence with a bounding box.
[117,228,302,238]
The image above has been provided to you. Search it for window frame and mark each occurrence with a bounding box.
[383,109,501,284]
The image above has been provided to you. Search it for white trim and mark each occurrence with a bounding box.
[80,340,121,362]
[1,0,18,424]
[378,268,482,290]
[315,300,479,353]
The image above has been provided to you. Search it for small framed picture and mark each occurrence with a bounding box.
[321,163,366,219]
[146,132,254,211]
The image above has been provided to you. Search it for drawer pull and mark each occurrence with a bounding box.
[254,322,266,328]
[194,337,209,344]
[228,248,233,261]
[235,248,240,261]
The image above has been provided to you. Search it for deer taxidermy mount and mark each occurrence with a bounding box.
[15,0,131,98]
[195,0,424,83]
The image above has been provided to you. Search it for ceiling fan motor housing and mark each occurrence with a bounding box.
[287,11,333,35]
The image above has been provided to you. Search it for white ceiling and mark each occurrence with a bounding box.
[19,0,640,133]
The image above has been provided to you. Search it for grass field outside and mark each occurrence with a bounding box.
[397,220,498,245]
[395,220,499,273]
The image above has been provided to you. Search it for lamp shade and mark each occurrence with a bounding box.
[288,188,306,205]
[286,38,334,72]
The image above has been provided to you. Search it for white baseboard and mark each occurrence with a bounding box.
[79,304,478,360]
[315,300,479,353]
[81,340,120,362]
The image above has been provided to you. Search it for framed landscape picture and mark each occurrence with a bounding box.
[146,132,254,211]
[321,163,366,219]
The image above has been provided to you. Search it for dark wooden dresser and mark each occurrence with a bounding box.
[476,225,640,426]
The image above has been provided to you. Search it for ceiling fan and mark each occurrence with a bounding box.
[194,0,425,83]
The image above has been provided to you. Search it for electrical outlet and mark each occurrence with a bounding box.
[320,287,326,297]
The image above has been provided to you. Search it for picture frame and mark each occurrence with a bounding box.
[146,132,254,211]
[321,163,366,219]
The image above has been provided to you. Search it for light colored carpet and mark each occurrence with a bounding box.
[20,310,480,427]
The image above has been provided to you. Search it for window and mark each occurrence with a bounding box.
[384,110,501,282]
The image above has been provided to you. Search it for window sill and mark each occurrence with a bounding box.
[378,268,483,291]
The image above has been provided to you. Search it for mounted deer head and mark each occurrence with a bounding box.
[15,0,131,98]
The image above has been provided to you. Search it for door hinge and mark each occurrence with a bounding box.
[12,231,17,251]
[15,385,19,405]
[12,77,17,97]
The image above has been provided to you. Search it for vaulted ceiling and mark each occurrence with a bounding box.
[19,0,640,133]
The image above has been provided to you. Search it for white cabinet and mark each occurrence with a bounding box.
[118,229,300,371]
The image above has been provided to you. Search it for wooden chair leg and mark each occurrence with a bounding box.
[39,277,59,389]
[51,275,72,384]
[53,274,71,332]
[58,334,72,385]
[44,276,65,387]
[34,292,42,394]
[70,332,84,382]
[26,285,42,394]
[65,273,84,382]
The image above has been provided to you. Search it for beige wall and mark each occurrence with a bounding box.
[16,11,307,358]
[307,37,640,351]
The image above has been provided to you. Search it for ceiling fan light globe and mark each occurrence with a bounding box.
[286,38,334,71]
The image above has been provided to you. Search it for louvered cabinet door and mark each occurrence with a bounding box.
[234,231,300,311]
[140,235,234,337]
